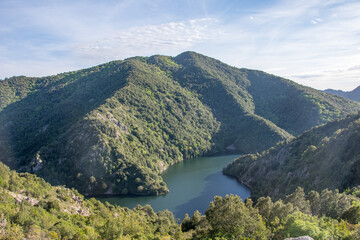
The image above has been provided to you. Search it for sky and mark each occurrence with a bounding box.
[1,0,360,91]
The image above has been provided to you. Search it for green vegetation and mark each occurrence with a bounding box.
[0,162,182,239]
[170,52,292,152]
[224,112,360,200]
[244,69,358,135]
[1,51,359,196]
[181,187,360,240]
[2,160,360,239]
[0,58,219,196]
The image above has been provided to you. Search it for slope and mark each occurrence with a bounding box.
[0,161,182,239]
[223,112,360,200]
[172,52,360,136]
[2,160,360,239]
[1,51,359,197]
[243,69,358,135]
[325,85,360,102]
[171,52,293,152]
[0,58,219,196]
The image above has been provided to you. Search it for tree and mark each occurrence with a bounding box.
[255,196,273,223]
[285,187,311,215]
[205,195,268,239]
[341,204,360,224]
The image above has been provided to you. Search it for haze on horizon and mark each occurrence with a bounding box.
[1,0,360,91]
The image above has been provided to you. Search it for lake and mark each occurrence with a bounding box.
[97,154,250,219]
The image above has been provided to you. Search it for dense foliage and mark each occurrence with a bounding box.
[172,52,359,138]
[1,51,359,196]
[0,59,219,196]
[0,162,182,239]
[2,161,360,239]
[224,112,360,200]
[181,187,360,240]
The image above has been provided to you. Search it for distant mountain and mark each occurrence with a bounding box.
[1,51,359,196]
[223,112,360,200]
[324,85,360,102]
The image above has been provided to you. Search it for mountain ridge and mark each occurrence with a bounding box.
[324,85,360,102]
[1,51,359,196]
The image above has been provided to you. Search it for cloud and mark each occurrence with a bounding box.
[72,18,220,63]
[1,0,360,90]
[311,18,323,24]
[289,74,325,79]
[211,0,360,90]
[0,0,221,79]
[348,65,360,71]
[286,63,360,91]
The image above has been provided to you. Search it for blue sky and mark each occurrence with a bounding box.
[1,0,360,90]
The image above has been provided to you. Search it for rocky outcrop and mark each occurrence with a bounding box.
[284,236,314,240]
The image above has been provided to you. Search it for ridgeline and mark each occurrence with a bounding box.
[1,51,359,196]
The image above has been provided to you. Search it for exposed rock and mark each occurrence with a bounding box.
[159,161,168,172]
[5,189,90,216]
[225,143,237,151]
[284,236,314,240]
[6,190,39,205]
[31,153,43,173]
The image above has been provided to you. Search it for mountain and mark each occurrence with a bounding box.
[324,85,360,102]
[223,112,360,200]
[1,51,359,196]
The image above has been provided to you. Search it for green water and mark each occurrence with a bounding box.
[97,154,250,219]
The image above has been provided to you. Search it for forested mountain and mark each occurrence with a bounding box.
[1,51,359,196]
[224,112,360,200]
[325,85,360,102]
[2,161,360,239]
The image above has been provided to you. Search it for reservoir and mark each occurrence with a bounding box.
[97,154,250,219]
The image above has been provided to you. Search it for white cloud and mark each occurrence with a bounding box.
[207,0,360,90]
[1,0,360,90]
[311,18,323,24]
[72,18,219,64]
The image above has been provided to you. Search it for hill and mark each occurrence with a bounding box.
[2,160,360,239]
[325,85,360,102]
[0,161,183,239]
[223,112,360,200]
[1,51,359,196]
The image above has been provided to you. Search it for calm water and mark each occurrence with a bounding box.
[97,154,250,219]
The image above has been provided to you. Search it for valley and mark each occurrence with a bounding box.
[1,52,360,239]
[97,154,250,219]
[1,52,359,197]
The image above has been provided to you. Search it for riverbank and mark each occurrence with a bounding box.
[96,154,250,219]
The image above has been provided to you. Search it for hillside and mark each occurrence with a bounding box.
[0,59,219,196]
[1,51,359,196]
[223,112,360,200]
[0,161,183,239]
[172,52,359,136]
[2,160,360,239]
[325,85,360,102]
